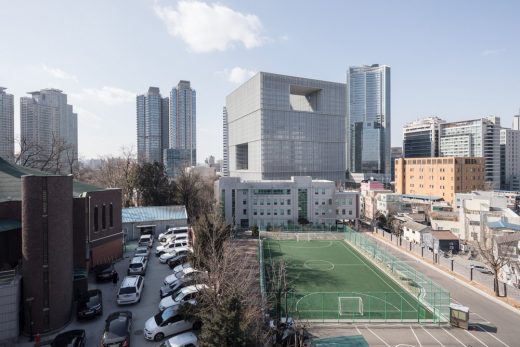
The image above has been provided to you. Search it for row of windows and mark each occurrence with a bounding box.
[253,199,291,206]
[336,209,354,216]
[253,209,292,216]
[93,204,114,232]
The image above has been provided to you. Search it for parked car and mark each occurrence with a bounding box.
[471,264,493,274]
[51,329,86,347]
[161,233,189,245]
[128,256,148,276]
[156,241,189,257]
[158,284,207,311]
[159,331,199,347]
[134,246,150,259]
[160,246,190,264]
[101,311,132,347]
[77,289,103,319]
[94,263,117,282]
[160,277,195,298]
[144,306,201,341]
[139,234,154,248]
[172,262,192,274]
[117,275,144,305]
[168,254,189,269]
[164,266,195,286]
[159,227,189,243]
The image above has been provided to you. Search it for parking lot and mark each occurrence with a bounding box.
[18,241,178,347]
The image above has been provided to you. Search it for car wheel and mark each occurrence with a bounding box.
[154,333,165,342]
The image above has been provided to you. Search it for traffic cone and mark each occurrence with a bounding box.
[34,332,40,346]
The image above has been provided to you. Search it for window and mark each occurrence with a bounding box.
[287,199,291,205]
[94,206,99,231]
[287,209,291,215]
[243,200,247,205]
[253,210,257,216]
[109,203,114,227]
[349,210,352,215]
[243,209,247,215]
[342,209,346,215]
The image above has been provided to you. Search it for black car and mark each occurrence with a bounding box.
[77,289,103,319]
[94,263,117,282]
[167,254,188,269]
[51,329,86,347]
[101,311,133,347]
[159,277,194,298]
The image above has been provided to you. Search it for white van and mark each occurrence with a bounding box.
[159,227,189,242]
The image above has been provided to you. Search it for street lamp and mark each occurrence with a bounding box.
[25,297,34,341]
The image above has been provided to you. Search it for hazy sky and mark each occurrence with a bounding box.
[1,0,519,162]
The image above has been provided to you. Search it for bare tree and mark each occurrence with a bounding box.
[477,236,517,296]
[174,168,215,223]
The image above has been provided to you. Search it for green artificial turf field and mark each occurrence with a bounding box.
[263,239,434,321]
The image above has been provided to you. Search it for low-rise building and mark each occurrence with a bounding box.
[402,220,431,244]
[215,176,359,230]
[423,230,460,253]
[376,193,404,217]
[395,157,485,205]
[122,206,188,241]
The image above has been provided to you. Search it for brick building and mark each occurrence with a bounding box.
[395,157,485,205]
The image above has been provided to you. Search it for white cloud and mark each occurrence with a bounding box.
[42,64,78,82]
[71,86,135,106]
[74,106,101,122]
[154,1,266,53]
[218,67,257,84]
[480,48,505,56]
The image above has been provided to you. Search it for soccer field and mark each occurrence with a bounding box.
[263,239,434,322]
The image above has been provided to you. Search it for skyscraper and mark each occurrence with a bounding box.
[403,116,445,158]
[347,64,391,182]
[222,106,229,177]
[163,81,196,176]
[500,120,520,191]
[226,72,346,181]
[20,88,78,172]
[439,116,501,189]
[513,113,520,131]
[136,87,169,164]
[0,87,14,161]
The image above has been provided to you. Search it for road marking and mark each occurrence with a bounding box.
[421,326,445,347]
[464,330,489,347]
[441,327,467,347]
[410,326,423,347]
[474,325,510,347]
[366,326,391,347]
[355,325,362,335]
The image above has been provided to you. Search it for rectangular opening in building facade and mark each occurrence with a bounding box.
[236,143,249,170]
[289,85,321,112]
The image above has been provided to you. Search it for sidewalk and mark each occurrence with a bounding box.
[368,230,520,311]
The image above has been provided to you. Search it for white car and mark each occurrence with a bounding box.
[158,331,199,347]
[172,262,192,273]
[128,256,148,276]
[160,246,191,264]
[164,266,195,286]
[138,234,154,248]
[156,240,188,257]
[144,306,201,341]
[161,233,189,245]
[159,227,189,243]
[117,275,144,305]
[158,284,207,311]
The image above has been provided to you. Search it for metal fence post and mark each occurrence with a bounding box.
[451,259,454,271]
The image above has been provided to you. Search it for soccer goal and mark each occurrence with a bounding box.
[338,297,364,316]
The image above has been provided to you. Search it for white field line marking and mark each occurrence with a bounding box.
[421,326,445,347]
[283,240,333,249]
[441,327,467,347]
[474,324,510,347]
[410,326,423,347]
[464,330,489,347]
[340,241,417,311]
[355,325,362,335]
[366,326,391,347]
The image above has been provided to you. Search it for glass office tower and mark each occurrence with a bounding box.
[347,64,391,180]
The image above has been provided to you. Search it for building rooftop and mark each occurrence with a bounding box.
[430,230,459,241]
[0,157,105,202]
[122,206,188,223]
[402,194,443,202]
[403,220,430,232]
[487,220,520,231]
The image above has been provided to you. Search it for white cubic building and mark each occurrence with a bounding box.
[225,72,346,181]
[215,176,359,230]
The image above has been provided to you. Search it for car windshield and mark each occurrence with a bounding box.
[175,271,184,279]
[119,287,136,294]
[83,293,100,308]
[174,290,188,302]
[106,317,128,339]
[129,263,142,269]
[154,307,175,326]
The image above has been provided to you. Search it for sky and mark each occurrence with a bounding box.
[1,0,519,162]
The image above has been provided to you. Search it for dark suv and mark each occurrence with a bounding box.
[101,311,133,347]
[94,263,117,282]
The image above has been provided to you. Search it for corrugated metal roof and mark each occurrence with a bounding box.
[0,219,21,233]
[487,220,520,231]
[122,206,188,223]
[403,220,430,232]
